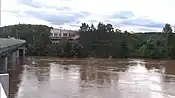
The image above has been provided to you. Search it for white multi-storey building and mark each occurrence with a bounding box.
[50,28,79,44]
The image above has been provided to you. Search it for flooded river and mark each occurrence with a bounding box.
[8,57,175,98]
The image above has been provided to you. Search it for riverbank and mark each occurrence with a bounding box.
[26,56,169,63]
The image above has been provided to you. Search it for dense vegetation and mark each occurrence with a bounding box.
[0,23,175,59]
[0,24,53,56]
[78,23,175,59]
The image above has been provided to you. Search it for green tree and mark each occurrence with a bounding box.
[163,24,173,58]
[0,24,52,56]
[80,23,90,32]
[119,39,129,58]
[90,23,96,32]
[1,22,175,59]
[106,24,114,32]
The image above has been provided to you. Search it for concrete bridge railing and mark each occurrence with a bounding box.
[0,74,9,98]
[0,83,7,98]
[0,38,26,55]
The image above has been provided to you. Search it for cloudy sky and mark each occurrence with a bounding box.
[1,0,175,32]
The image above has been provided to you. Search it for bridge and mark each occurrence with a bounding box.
[0,38,26,98]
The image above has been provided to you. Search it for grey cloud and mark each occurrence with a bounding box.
[119,18,164,28]
[21,0,72,10]
[25,11,89,25]
[89,20,99,23]
[110,11,134,19]
[21,0,164,31]
[103,17,165,32]
[3,10,20,14]
[21,0,42,8]
[108,11,164,29]
[56,7,71,11]
[137,27,159,32]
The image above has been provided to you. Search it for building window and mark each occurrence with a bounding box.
[59,33,61,37]
[69,33,71,37]
[63,33,68,37]
[72,33,75,37]
[54,33,57,37]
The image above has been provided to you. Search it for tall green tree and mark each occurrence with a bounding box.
[90,23,96,32]
[80,23,90,32]
[163,24,173,58]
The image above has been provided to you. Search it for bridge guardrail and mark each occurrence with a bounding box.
[0,38,26,54]
[0,73,9,98]
[0,83,7,98]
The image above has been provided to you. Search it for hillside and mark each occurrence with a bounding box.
[0,23,174,59]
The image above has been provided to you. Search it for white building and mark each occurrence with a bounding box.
[50,28,79,44]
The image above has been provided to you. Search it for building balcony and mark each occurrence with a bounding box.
[50,35,79,40]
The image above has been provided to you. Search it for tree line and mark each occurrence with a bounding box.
[78,23,173,59]
[0,23,174,59]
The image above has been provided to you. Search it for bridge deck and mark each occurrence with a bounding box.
[0,38,26,47]
[0,38,26,54]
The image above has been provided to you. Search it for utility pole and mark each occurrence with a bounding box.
[16,29,19,39]
[166,31,168,57]
[60,26,62,38]
[31,35,35,60]
[33,36,35,45]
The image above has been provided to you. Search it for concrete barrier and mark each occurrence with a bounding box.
[0,83,7,98]
[0,73,9,97]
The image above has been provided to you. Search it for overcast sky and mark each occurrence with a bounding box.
[1,0,175,32]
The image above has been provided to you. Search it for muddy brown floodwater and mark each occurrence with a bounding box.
[8,57,175,98]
